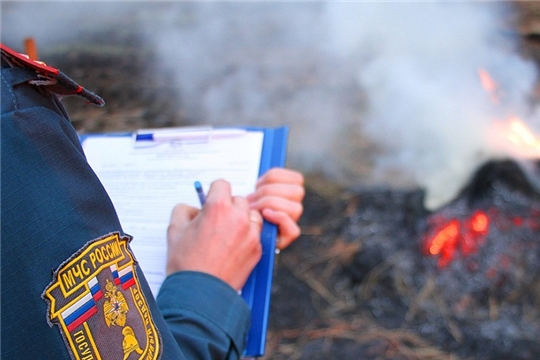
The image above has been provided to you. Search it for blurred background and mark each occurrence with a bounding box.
[3,1,540,359]
[4,1,540,208]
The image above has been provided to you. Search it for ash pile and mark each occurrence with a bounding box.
[267,159,540,360]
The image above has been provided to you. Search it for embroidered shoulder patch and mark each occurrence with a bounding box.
[42,232,162,360]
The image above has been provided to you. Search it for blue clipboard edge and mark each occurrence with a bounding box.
[79,126,289,357]
[240,126,288,357]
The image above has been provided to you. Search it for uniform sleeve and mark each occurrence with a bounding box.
[156,271,251,360]
[1,60,251,360]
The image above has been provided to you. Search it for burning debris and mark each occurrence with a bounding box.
[267,160,540,360]
[418,160,540,356]
[424,160,540,268]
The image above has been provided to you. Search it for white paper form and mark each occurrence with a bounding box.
[83,130,264,296]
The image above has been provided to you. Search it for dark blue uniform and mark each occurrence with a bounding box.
[1,46,250,360]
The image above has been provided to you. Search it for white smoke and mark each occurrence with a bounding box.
[2,2,538,208]
[144,3,357,176]
[323,2,539,208]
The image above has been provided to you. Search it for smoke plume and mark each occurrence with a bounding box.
[2,1,538,208]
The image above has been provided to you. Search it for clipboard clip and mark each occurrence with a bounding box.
[133,126,247,147]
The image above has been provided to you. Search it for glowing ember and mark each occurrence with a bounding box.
[424,205,540,268]
[424,211,490,267]
[428,220,459,256]
[470,211,489,233]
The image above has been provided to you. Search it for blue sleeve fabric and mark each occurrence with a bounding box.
[157,272,251,359]
[1,59,250,360]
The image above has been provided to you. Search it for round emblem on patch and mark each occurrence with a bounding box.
[42,232,162,360]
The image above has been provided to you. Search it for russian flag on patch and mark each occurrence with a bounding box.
[88,277,103,301]
[118,265,135,290]
[61,293,97,332]
[110,264,120,285]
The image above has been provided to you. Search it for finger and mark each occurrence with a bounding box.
[261,208,301,249]
[206,179,232,203]
[168,204,200,240]
[232,197,262,232]
[250,196,303,222]
[248,183,305,203]
[232,195,250,211]
[257,168,304,187]
[169,204,199,224]
[249,209,264,230]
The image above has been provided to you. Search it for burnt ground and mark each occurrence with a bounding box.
[3,1,540,359]
[266,161,540,360]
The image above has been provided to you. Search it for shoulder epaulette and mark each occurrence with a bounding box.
[1,43,105,107]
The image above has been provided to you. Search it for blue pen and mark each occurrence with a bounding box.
[194,181,206,206]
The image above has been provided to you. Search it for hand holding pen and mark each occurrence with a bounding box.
[165,168,304,289]
[166,180,263,291]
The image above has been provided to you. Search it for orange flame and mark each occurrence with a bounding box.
[479,69,540,159]
[506,116,540,149]
[478,68,500,103]
[491,117,540,159]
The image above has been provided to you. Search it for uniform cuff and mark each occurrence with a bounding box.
[156,271,251,352]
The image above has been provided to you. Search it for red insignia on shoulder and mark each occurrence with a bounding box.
[42,232,162,360]
[0,43,105,107]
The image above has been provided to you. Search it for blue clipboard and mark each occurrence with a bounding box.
[241,126,288,357]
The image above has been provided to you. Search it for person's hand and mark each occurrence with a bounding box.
[247,168,305,250]
[166,179,263,291]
